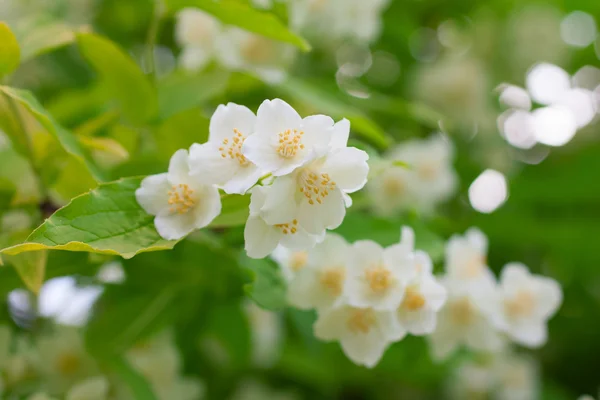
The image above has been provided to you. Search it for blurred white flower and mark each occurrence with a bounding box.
[242,99,334,177]
[271,246,310,282]
[245,302,283,368]
[252,116,368,235]
[484,263,562,348]
[65,377,109,400]
[287,233,351,310]
[136,149,222,240]
[35,326,98,394]
[1,209,33,232]
[498,84,532,111]
[445,228,496,293]
[448,358,496,400]
[244,185,320,259]
[429,278,505,360]
[215,28,296,83]
[290,0,390,45]
[493,353,539,400]
[125,331,204,400]
[368,135,457,216]
[314,305,399,368]
[345,240,413,311]
[175,8,221,71]
[189,103,264,195]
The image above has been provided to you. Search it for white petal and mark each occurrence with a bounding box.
[383,244,416,282]
[342,192,353,208]
[377,309,406,341]
[188,142,238,186]
[309,233,349,266]
[179,46,212,71]
[260,175,298,224]
[534,277,562,320]
[340,330,389,368]
[191,184,222,228]
[154,213,197,240]
[349,240,384,271]
[331,118,350,149]
[414,250,433,275]
[321,147,369,193]
[136,173,170,215]
[241,133,286,174]
[244,216,281,259]
[167,149,191,184]
[428,325,460,361]
[313,306,349,341]
[254,67,287,84]
[221,165,263,195]
[399,308,438,336]
[255,98,302,137]
[209,103,256,142]
[465,317,506,352]
[249,186,268,216]
[398,226,415,251]
[500,263,531,286]
[300,115,335,156]
[66,376,109,400]
[420,276,447,311]
[509,320,548,348]
[288,268,339,310]
[466,227,488,253]
[297,188,346,234]
[279,227,318,250]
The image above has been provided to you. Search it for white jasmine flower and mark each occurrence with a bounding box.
[314,305,399,368]
[189,103,263,194]
[35,326,98,394]
[445,227,496,293]
[345,239,414,312]
[255,119,369,235]
[271,246,310,282]
[366,162,415,216]
[287,233,350,310]
[244,186,320,259]
[484,263,562,348]
[448,359,496,400]
[242,99,335,177]
[394,249,447,336]
[245,302,283,368]
[429,279,505,361]
[136,149,222,240]
[175,8,220,71]
[493,353,539,400]
[215,28,296,83]
[66,377,109,400]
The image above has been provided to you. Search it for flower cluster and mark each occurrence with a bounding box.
[498,63,599,149]
[273,226,447,367]
[175,8,296,83]
[0,325,203,400]
[366,134,458,216]
[273,226,562,369]
[430,228,563,360]
[136,99,370,259]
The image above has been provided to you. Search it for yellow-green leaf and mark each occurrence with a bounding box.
[5,251,48,294]
[0,22,20,77]
[165,0,310,51]
[76,33,158,124]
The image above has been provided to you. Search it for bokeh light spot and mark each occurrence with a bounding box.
[469,169,508,214]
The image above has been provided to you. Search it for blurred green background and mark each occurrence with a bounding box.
[0,0,599,399]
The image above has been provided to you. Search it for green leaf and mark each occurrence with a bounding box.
[4,250,47,294]
[202,302,251,367]
[239,254,286,310]
[0,22,20,77]
[157,70,230,120]
[211,194,250,228]
[165,0,310,51]
[0,86,107,182]
[17,21,75,62]
[103,356,158,400]
[154,109,209,163]
[85,284,179,356]
[277,78,391,149]
[76,33,158,124]
[0,177,177,260]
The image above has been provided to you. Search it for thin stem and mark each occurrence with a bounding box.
[145,0,164,79]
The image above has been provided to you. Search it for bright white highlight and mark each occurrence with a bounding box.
[500,110,537,149]
[468,170,508,214]
[526,63,571,105]
[532,106,578,146]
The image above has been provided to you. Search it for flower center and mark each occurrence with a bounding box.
[401,285,426,311]
[275,219,299,235]
[417,162,439,180]
[242,35,276,64]
[299,170,337,205]
[219,129,250,166]
[57,352,81,375]
[383,175,405,197]
[168,184,196,214]
[365,265,393,294]
[320,267,346,296]
[346,308,376,334]
[461,254,485,278]
[504,290,536,319]
[449,297,476,326]
[290,251,308,271]
[277,129,305,158]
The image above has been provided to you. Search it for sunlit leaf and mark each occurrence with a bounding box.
[4,250,47,294]
[17,21,75,62]
[0,86,107,182]
[76,33,158,124]
[0,177,177,260]
[165,0,311,51]
[0,22,20,77]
